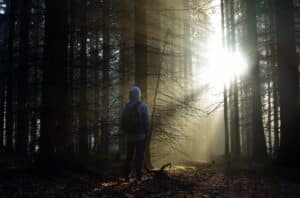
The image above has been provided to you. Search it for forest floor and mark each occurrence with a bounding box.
[1,159,300,197]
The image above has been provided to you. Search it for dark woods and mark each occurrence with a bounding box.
[0,0,196,170]
[0,0,299,174]
[222,0,300,167]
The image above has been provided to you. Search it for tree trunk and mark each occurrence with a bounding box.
[6,0,17,152]
[100,0,111,154]
[93,34,100,153]
[39,0,69,166]
[272,66,280,154]
[221,0,230,160]
[0,80,4,150]
[119,0,131,158]
[16,0,30,156]
[183,1,191,102]
[225,0,240,160]
[66,0,76,154]
[267,74,272,154]
[266,0,280,155]
[135,0,152,168]
[246,0,267,161]
[275,0,300,166]
[134,0,147,100]
[78,0,88,158]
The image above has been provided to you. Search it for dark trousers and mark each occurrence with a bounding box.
[124,140,146,180]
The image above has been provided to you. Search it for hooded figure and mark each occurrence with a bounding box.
[121,86,150,181]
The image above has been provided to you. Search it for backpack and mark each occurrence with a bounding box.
[122,102,143,134]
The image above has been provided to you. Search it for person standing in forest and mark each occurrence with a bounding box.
[121,86,150,182]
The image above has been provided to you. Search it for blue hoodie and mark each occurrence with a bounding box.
[121,86,150,142]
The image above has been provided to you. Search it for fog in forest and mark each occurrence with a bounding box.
[149,0,229,167]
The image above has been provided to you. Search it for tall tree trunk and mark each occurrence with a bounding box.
[183,1,191,102]
[16,0,30,156]
[224,85,230,159]
[93,34,100,153]
[267,76,272,154]
[230,0,241,160]
[66,0,76,154]
[30,0,42,154]
[275,0,300,166]
[39,0,69,166]
[30,37,38,154]
[225,0,240,160]
[135,0,151,168]
[221,0,230,160]
[119,0,131,158]
[78,0,88,158]
[119,0,130,107]
[134,0,147,99]
[100,0,111,154]
[272,66,280,154]
[266,0,280,155]
[6,0,17,152]
[0,80,4,150]
[232,76,241,159]
[246,0,267,161]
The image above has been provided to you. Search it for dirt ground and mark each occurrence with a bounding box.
[1,161,300,197]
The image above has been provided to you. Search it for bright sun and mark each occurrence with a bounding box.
[204,48,247,89]
[193,2,248,98]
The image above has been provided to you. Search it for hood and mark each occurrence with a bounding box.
[129,86,141,103]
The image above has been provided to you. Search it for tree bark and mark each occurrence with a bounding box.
[119,0,131,158]
[134,0,147,100]
[0,80,4,150]
[135,0,152,168]
[100,0,111,154]
[6,0,17,152]
[78,0,88,158]
[39,0,69,166]
[246,0,267,161]
[221,0,230,160]
[16,0,30,156]
[275,0,300,166]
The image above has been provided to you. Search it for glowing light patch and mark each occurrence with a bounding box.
[205,50,247,89]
